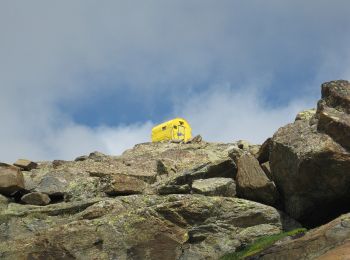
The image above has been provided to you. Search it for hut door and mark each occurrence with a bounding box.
[177,125,185,140]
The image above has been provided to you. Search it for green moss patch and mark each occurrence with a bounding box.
[221,228,307,260]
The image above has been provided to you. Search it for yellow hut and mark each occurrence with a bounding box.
[151,118,192,142]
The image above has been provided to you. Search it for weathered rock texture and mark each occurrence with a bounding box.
[270,80,350,226]
[0,139,303,259]
[0,195,298,260]
[253,212,350,259]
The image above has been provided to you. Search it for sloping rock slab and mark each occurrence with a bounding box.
[192,177,236,197]
[0,195,299,260]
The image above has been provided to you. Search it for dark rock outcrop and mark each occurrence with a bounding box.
[256,138,272,164]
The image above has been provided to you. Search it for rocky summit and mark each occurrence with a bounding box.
[1,80,350,259]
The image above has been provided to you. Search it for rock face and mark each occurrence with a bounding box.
[270,80,350,226]
[0,140,305,259]
[0,195,299,260]
[254,212,350,260]
[192,177,236,196]
[236,154,279,207]
[0,163,25,196]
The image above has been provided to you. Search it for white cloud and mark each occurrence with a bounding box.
[0,119,153,162]
[44,121,154,161]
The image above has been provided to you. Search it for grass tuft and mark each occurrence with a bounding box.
[220,228,307,260]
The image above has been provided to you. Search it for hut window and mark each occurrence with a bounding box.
[179,121,184,125]
[173,126,177,129]
[162,126,167,131]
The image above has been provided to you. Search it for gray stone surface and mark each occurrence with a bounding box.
[192,177,236,197]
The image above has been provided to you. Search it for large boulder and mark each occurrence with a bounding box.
[35,176,68,197]
[0,195,299,259]
[0,163,25,196]
[236,154,279,207]
[270,80,350,226]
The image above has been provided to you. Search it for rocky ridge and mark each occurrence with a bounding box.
[1,80,350,259]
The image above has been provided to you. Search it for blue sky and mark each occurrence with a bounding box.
[1,1,350,161]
